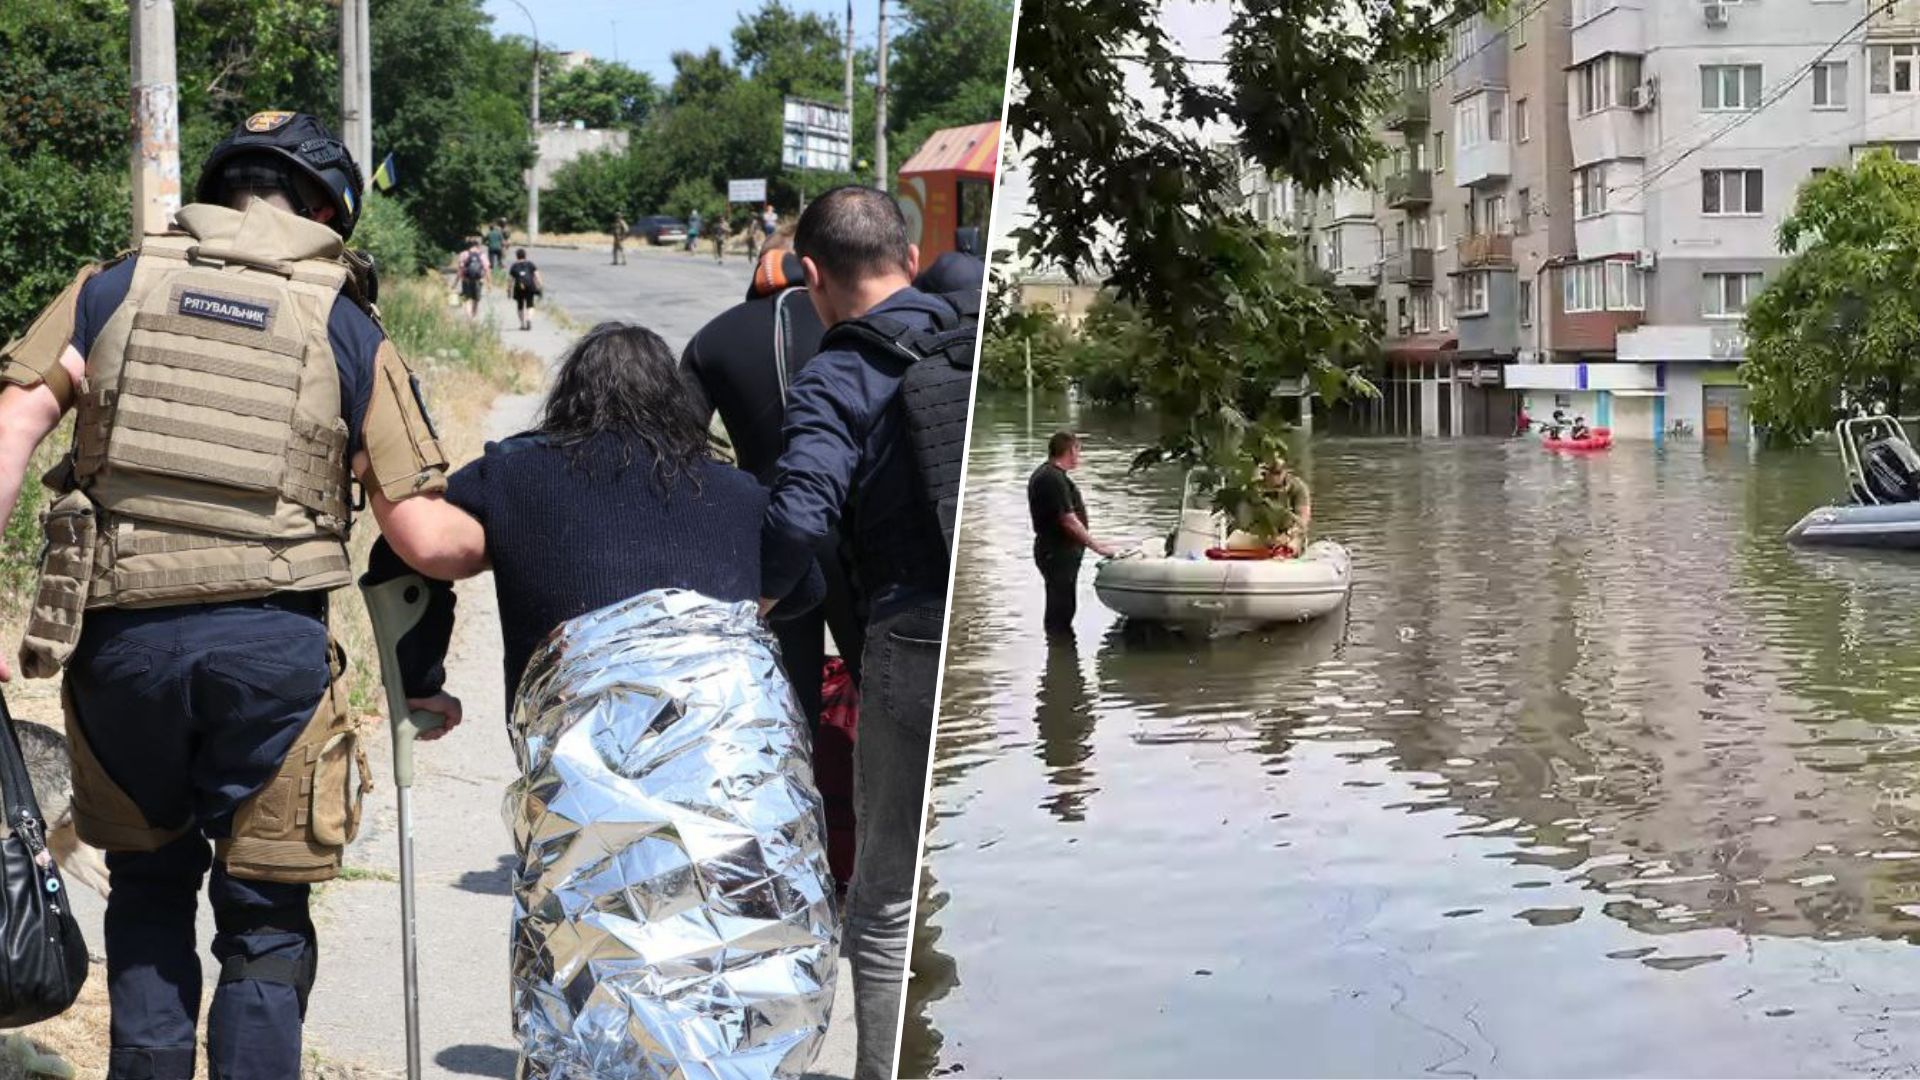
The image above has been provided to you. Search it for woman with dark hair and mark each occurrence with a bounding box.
[400,322,837,1076]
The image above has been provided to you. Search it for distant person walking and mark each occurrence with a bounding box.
[508,247,543,331]
[457,237,488,320]
[762,202,778,241]
[712,220,725,264]
[1029,431,1116,637]
[611,213,628,265]
[486,219,507,270]
[686,208,702,253]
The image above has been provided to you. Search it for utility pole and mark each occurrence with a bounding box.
[875,0,889,192]
[505,0,541,240]
[843,0,855,169]
[130,0,181,243]
[355,0,371,171]
[339,0,371,171]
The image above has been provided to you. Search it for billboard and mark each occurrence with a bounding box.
[728,178,768,203]
[782,97,852,173]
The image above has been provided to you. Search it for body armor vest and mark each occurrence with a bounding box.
[821,290,979,553]
[72,202,354,609]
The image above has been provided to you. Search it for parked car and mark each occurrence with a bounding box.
[633,215,687,246]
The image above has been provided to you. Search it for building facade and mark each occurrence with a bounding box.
[1244,0,1920,440]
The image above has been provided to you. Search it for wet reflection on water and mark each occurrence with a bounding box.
[904,395,1920,1078]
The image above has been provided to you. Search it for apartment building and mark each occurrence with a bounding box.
[1503,0,1920,440]
[1318,1,1576,437]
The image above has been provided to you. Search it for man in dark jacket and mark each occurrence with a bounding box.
[683,238,864,731]
[758,185,966,1080]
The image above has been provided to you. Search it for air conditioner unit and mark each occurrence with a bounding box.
[1703,3,1728,27]
[1633,249,1657,271]
[1629,82,1657,112]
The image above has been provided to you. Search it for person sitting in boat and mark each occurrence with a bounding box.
[1223,456,1311,557]
[1570,416,1591,441]
[1546,409,1568,438]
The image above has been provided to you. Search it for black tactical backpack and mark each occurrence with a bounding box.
[820,290,979,553]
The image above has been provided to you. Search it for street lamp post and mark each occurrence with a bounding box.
[503,0,541,241]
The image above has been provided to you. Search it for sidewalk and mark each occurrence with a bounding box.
[302,281,856,1079]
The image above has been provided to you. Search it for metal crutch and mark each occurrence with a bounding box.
[361,574,447,1080]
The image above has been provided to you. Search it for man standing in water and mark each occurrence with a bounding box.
[1029,431,1116,637]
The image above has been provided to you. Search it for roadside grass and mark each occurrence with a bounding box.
[0,274,542,1077]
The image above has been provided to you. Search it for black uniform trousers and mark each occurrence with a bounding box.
[1036,551,1084,636]
[67,595,328,1080]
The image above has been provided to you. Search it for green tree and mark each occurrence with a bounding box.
[543,146,670,232]
[1010,0,1477,535]
[371,0,535,248]
[889,0,1014,155]
[1743,150,1920,443]
[543,58,657,129]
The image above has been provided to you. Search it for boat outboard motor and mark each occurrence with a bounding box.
[1861,437,1920,503]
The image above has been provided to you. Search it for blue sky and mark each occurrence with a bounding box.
[480,0,877,84]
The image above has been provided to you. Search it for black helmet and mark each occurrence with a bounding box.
[196,110,365,240]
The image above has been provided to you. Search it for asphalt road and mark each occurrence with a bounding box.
[296,246,858,1079]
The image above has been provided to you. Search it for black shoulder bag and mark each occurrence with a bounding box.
[0,691,87,1027]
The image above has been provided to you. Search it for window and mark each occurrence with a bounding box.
[1701,65,1764,111]
[1702,169,1764,215]
[1434,210,1448,248]
[1457,271,1491,316]
[1485,193,1508,234]
[1438,290,1452,333]
[1575,165,1609,218]
[1702,272,1763,318]
[1516,97,1531,142]
[1434,131,1448,172]
[1489,95,1506,141]
[1458,100,1485,150]
[1327,230,1343,272]
[1871,44,1920,95]
[1395,296,1408,334]
[1515,187,1532,234]
[1511,9,1528,48]
[1813,61,1848,109]
[1412,288,1435,333]
[1563,260,1645,314]
[1519,279,1535,327]
[1453,20,1478,66]
[1575,55,1642,115]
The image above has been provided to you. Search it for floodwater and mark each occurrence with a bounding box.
[903,394,1920,1079]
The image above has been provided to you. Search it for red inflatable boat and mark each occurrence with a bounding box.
[1543,426,1612,451]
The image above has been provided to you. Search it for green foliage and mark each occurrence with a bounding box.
[544,147,661,233]
[1009,0,1477,536]
[350,194,432,277]
[1743,150,1920,444]
[0,151,129,339]
[668,178,727,228]
[371,0,536,248]
[543,58,658,129]
[889,0,1015,154]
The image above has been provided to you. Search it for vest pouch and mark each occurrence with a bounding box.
[309,729,371,848]
[19,493,99,679]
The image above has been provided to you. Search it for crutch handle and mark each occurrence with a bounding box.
[359,574,447,789]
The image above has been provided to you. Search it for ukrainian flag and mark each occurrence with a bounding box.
[372,153,397,193]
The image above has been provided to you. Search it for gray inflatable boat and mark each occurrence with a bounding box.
[1786,417,1920,550]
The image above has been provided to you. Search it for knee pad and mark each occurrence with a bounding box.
[107,1045,196,1080]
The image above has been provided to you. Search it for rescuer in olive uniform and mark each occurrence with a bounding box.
[0,111,469,1079]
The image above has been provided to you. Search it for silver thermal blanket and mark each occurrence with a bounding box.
[503,589,839,1078]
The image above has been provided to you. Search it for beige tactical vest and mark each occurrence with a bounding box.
[72,202,355,608]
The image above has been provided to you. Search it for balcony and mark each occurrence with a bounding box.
[1456,139,1512,187]
[1451,30,1507,98]
[1573,210,1645,261]
[1570,1,1645,68]
[1385,169,1433,209]
[1385,247,1435,284]
[1383,83,1430,131]
[1456,233,1514,268]
[1570,107,1647,169]
[1329,184,1375,221]
[1869,0,1920,38]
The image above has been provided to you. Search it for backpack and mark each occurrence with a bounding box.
[819,290,979,553]
[461,251,485,281]
[509,261,537,291]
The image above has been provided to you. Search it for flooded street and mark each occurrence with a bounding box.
[904,394,1920,1078]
